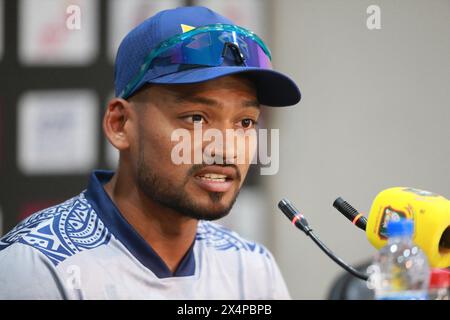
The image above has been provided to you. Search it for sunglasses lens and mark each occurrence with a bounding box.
[157,30,271,69]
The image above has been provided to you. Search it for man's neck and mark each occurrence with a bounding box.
[103,168,198,274]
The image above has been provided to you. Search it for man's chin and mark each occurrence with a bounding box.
[135,169,240,221]
[181,198,234,221]
[174,189,240,221]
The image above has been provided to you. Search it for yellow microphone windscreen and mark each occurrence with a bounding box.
[366,187,450,268]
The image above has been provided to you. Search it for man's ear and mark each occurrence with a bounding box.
[103,98,134,151]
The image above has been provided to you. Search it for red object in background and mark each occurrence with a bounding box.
[428,268,450,300]
[429,268,450,289]
[17,200,60,222]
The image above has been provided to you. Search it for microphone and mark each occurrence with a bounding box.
[278,198,369,281]
[333,187,450,268]
[333,197,367,231]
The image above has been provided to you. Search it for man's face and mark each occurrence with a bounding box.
[128,75,260,220]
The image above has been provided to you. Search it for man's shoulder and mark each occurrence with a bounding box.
[196,220,272,259]
[0,192,111,267]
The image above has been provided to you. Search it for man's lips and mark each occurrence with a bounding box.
[192,165,239,193]
[194,165,238,180]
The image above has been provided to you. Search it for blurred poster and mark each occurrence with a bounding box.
[18,90,98,174]
[108,0,183,63]
[0,0,3,61]
[19,0,99,65]
[195,0,270,40]
[18,200,60,222]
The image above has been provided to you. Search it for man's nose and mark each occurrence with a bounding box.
[205,127,257,166]
[202,126,238,165]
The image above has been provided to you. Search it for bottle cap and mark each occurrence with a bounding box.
[387,219,414,238]
[429,268,450,289]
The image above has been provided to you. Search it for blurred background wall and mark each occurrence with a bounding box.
[0,0,449,299]
[267,0,450,299]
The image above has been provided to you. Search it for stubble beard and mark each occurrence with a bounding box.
[135,135,241,221]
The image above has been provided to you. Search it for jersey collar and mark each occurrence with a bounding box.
[84,170,196,278]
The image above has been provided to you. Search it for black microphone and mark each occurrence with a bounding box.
[278,198,369,281]
[333,197,367,231]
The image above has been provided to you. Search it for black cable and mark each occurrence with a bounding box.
[278,198,369,281]
[307,231,368,281]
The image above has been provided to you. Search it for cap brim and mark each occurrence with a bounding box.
[141,66,301,107]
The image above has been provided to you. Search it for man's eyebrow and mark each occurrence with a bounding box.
[242,99,260,108]
[175,95,260,108]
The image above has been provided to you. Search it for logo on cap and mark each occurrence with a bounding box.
[181,24,195,33]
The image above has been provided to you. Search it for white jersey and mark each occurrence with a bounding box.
[0,170,290,300]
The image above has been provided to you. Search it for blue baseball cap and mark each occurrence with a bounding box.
[114,6,301,107]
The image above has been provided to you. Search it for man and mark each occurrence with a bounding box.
[0,6,300,299]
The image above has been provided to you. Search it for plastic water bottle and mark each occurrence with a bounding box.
[368,219,430,300]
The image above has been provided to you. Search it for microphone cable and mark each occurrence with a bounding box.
[278,198,369,281]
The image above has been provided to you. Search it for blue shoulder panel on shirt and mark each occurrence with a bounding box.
[0,193,111,266]
[196,221,270,258]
